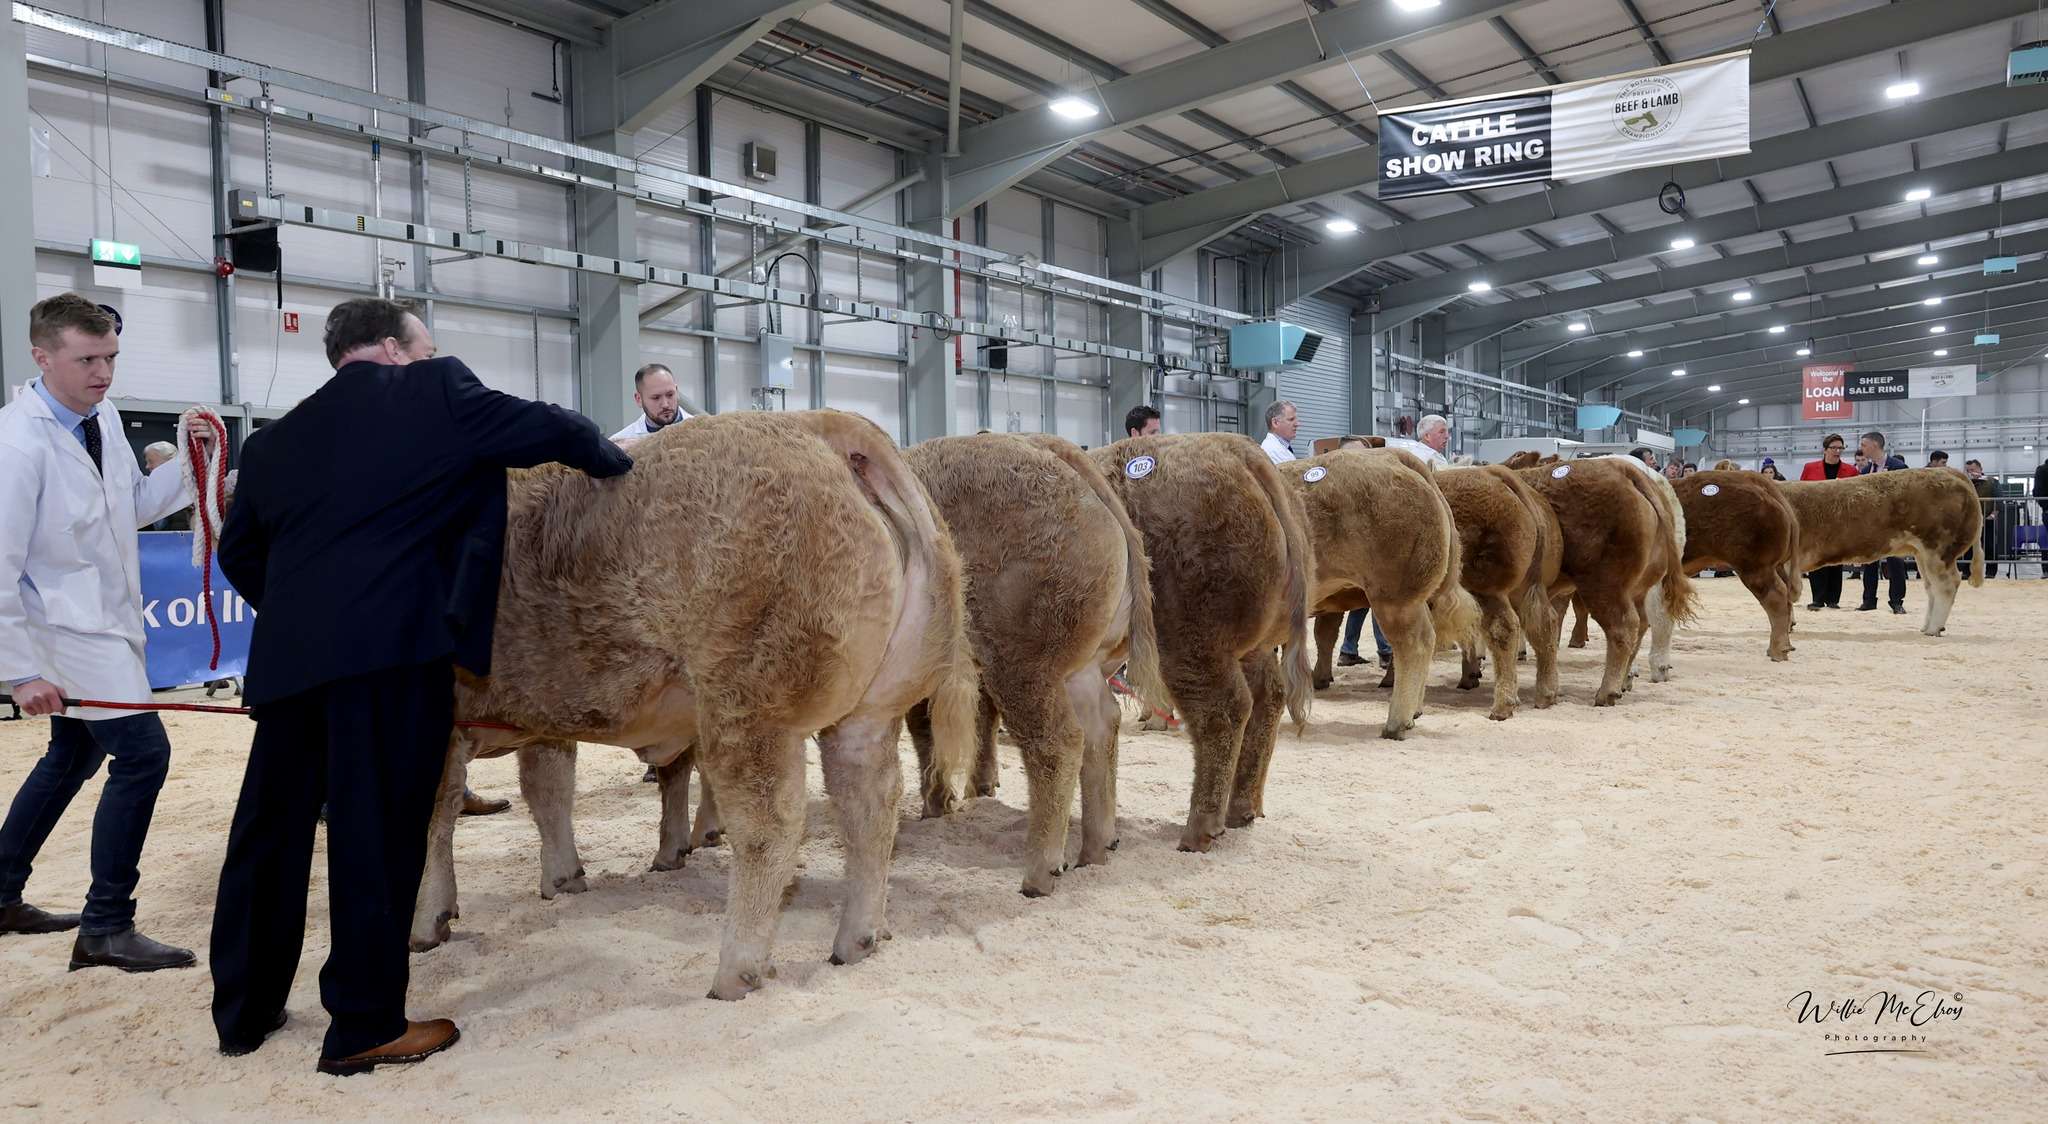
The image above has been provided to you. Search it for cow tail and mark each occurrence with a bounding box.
[1622,469,1701,625]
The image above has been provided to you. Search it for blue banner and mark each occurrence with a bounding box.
[140,531,253,689]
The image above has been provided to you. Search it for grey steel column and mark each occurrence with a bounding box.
[0,22,41,371]
[903,145,955,443]
[570,38,637,431]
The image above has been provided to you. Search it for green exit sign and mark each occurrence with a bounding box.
[90,238,141,268]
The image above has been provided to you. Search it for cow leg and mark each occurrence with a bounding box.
[1457,639,1484,690]
[999,680,1083,898]
[1644,583,1675,683]
[701,728,806,1000]
[1475,592,1523,721]
[1227,652,1284,826]
[1076,676,1121,868]
[1740,568,1793,661]
[904,700,957,819]
[651,743,695,871]
[1524,583,1561,709]
[408,734,471,952]
[1918,549,1960,636]
[816,716,903,965]
[1311,612,1340,691]
[1377,599,1433,739]
[519,739,585,899]
[972,688,1000,797]
[691,774,723,849]
[1589,596,1641,706]
[1169,654,1251,853]
[1568,597,1591,648]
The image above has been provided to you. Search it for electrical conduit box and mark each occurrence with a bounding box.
[1227,321,1323,372]
[757,331,795,389]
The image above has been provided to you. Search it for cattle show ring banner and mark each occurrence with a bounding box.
[1378,52,1751,200]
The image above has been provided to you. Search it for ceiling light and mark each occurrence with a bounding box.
[1047,96,1099,120]
[1568,321,1589,333]
[1737,398,1750,405]
[1732,290,1753,302]
[1768,324,1786,334]
[1933,349,1949,357]
[1669,237,1696,251]
[1671,367,1687,377]
[1929,325,1947,334]
[1392,0,1443,11]
[1923,296,1942,306]
[1627,349,1645,358]
[1796,346,1812,356]
[1707,384,1722,392]
[1467,280,1492,293]
[1324,218,1359,235]
[1904,187,1933,203]
[1884,80,1921,100]
[1916,254,1940,266]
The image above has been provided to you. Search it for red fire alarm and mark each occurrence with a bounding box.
[282,311,300,334]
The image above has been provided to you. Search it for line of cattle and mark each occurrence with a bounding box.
[401,410,1987,1000]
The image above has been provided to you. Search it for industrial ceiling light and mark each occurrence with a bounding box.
[1627,349,1645,357]
[1884,80,1921,100]
[1324,218,1359,235]
[1669,237,1696,251]
[1929,324,1947,334]
[1047,95,1100,120]
[1707,384,1722,392]
[1732,289,1753,302]
[1467,280,1492,292]
[1923,296,1943,306]
[1916,253,1940,266]
[1671,367,1687,377]
[1568,321,1589,333]
[1933,348,1949,357]
[1392,0,1443,11]
[1769,324,1787,334]
[1796,345,1812,356]
[1737,398,1750,405]
[1904,187,1933,202]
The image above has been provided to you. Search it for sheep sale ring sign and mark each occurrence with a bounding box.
[1378,53,1750,201]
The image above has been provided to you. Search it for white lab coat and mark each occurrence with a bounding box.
[0,386,192,719]
[1261,431,1297,464]
[1381,436,1449,468]
[609,410,692,441]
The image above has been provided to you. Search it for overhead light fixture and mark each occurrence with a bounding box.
[1796,345,1812,357]
[1627,349,1645,358]
[1916,254,1940,266]
[1324,218,1359,235]
[1884,80,1921,100]
[1933,348,1949,357]
[1904,187,1933,202]
[1568,321,1589,333]
[1737,398,1751,405]
[1671,367,1687,377]
[1047,96,1100,120]
[1707,384,1722,392]
[1732,290,1753,302]
[1929,324,1947,334]
[1769,324,1787,334]
[1923,296,1943,306]
[1393,0,1443,10]
[1669,237,1696,251]
[1467,280,1492,293]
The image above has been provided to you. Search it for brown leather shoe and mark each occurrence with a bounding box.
[317,1019,461,1076]
[460,789,510,817]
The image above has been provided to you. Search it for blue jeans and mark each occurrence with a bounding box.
[1338,610,1393,661]
[0,713,172,935]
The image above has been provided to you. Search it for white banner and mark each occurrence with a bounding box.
[1908,365,1978,399]
[1549,53,1751,181]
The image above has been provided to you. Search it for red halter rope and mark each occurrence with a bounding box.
[0,695,521,733]
[182,411,230,671]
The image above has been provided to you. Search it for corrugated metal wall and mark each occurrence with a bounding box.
[1277,295,1353,451]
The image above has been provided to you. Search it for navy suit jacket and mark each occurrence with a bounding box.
[220,356,633,706]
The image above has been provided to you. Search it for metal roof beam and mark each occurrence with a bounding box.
[612,0,832,132]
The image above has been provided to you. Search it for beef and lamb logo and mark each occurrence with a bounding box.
[1613,75,1681,141]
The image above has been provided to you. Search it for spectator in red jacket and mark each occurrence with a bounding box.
[1799,433,1857,609]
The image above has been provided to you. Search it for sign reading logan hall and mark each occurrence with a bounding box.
[1802,365,1853,421]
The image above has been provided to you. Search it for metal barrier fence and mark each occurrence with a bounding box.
[1965,495,2047,577]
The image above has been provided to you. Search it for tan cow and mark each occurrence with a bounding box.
[1435,464,1565,718]
[1673,470,1802,660]
[1287,449,1476,737]
[1515,457,1697,704]
[1090,434,1313,852]
[903,433,1169,896]
[409,410,979,1001]
[1777,468,1983,635]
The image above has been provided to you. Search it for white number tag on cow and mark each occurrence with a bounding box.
[1302,466,1328,483]
[1551,464,1571,478]
[1124,455,1157,481]
[1701,483,1720,496]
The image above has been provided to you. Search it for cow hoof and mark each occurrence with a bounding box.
[708,968,766,1000]
[1312,676,1332,692]
[546,868,588,897]
[1593,691,1620,707]
[830,933,881,966]
[1567,639,1587,650]
[1226,807,1257,828]
[1108,838,1120,851]
[1486,707,1513,722]
[920,794,959,819]
[407,912,453,954]
[1076,847,1110,868]
[1376,670,1394,689]
[974,783,997,798]
[1176,832,1218,854]
[1456,676,1480,691]
[692,829,723,849]
[1380,724,1406,740]
[649,851,687,872]
[1533,693,1558,709]
[1020,884,1050,899]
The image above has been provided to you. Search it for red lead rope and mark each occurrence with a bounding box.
[184,413,229,672]
[0,696,522,733]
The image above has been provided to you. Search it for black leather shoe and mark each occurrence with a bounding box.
[1855,603,1878,612]
[68,927,196,972]
[0,901,82,935]
[221,1010,289,1057]
[1335,652,1365,667]
[1890,604,1907,614]
[1805,603,1824,611]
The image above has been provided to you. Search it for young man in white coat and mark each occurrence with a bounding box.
[0,293,206,970]
[608,362,690,440]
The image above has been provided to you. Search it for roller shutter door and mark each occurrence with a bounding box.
[1276,295,1352,450]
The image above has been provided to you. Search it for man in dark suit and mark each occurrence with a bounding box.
[1855,431,1910,614]
[208,298,632,1075]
